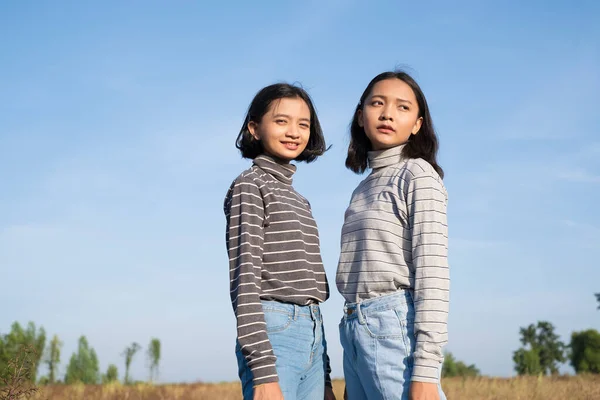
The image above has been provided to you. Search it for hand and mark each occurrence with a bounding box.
[325,385,337,400]
[254,382,284,400]
[410,382,440,400]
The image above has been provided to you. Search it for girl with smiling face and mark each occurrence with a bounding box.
[224,83,336,400]
[336,71,449,400]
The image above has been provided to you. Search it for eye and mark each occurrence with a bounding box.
[399,105,409,111]
[275,119,287,124]
[300,123,310,129]
[371,100,383,106]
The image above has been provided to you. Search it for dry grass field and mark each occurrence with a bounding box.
[20,375,600,400]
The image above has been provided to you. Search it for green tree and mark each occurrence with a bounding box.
[0,345,40,400]
[456,362,480,377]
[0,335,6,379]
[0,322,46,383]
[44,335,63,384]
[146,338,161,383]
[64,336,100,384]
[442,352,480,378]
[102,364,119,383]
[513,348,542,375]
[122,342,141,385]
[570,329,600,374]
[442,352,458,377]
[513,321,566,376]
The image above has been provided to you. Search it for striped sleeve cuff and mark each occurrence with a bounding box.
[252,364,279,387]
[411,357,441,384]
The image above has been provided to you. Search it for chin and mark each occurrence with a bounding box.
[372,140,406,151]
[272,151,299,161]
[372,143,394,151]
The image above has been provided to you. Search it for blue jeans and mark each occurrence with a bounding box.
[236,301,328,400]
[339,291,446,400]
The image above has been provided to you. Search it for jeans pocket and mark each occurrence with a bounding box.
[393,303,415,328]
[264,309,293,333]
[393,307,415,369]
[363,308,405,339]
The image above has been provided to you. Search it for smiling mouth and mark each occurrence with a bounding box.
[282,142,300,150]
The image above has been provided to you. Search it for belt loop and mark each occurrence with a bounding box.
[356,301,366,325]
[293,304,298,321]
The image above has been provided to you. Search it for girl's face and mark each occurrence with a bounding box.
[248,97,311,162]
[358,78,423,151]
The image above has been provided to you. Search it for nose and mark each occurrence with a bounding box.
[286,124,300,138]
[380,105,394,121]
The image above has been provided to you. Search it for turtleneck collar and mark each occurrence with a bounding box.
[253,154,296,184]
[367,144,406,170]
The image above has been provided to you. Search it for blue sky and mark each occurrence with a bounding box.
[1,0,599,384]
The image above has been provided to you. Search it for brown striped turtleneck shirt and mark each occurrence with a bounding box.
[224,154,331,386]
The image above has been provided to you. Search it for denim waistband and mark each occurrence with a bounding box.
[261,300,322,321]
[343,290,413,320]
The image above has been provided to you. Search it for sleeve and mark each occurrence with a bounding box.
[405,170,449,383]
[225,177,278,386]
[324,345,332,388]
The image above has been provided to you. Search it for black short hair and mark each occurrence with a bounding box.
[345,71,444,179]
[236,83,327,163]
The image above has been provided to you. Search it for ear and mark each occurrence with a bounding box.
[411,117,423,135]
[247,121,260,140]
[357,109,364,128]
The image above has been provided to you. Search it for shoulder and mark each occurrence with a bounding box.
[224,166,267,209]
[227,166,265,192]
[401,158,447,196]
[293,189,312,209]
[403,158,439,178]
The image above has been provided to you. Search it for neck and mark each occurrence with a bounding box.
[367,144,406,169]
[253,153,297,184]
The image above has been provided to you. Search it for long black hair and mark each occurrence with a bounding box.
[345,71,444,178]
[236,83,327,163]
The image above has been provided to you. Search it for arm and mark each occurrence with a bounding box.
[406,170,449,384]
[324,352,336,400]
[225,177,279,386]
